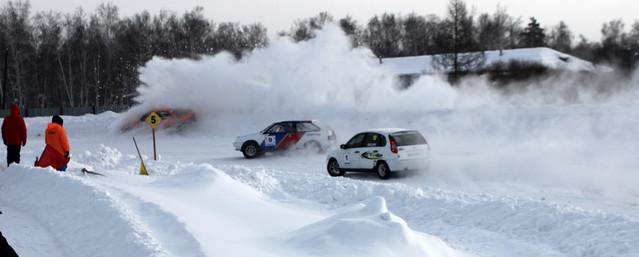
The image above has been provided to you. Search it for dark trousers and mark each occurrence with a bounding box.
[6,145,21,166]
[0,231,19,257]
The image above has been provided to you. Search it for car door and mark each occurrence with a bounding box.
[263,123,292,151]
[295,121,321,146]
[358,133,387,170]
[340,133,366,169]
[276,122,303,150]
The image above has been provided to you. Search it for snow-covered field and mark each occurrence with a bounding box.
[2,26,639,257]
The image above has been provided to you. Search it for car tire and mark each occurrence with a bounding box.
[242,141,261,159]
[327,158,345,177]
[376,161,391,179]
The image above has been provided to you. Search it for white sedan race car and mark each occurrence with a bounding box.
[326,129,430,179]
[233,120,336,158]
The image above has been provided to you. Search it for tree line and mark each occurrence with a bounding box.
[1,0,638,108]
[284,1,638,78]
[0,2,268,108]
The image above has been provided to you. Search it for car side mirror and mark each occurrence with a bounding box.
[340,144,347,149]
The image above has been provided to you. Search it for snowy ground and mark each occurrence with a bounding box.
[0,105,637,257]
[2,26,639,257]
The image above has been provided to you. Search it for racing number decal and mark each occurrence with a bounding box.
[265,135,277,146]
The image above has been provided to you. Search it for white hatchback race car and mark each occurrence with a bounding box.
[233,120,336,158]
[326,129,430,179]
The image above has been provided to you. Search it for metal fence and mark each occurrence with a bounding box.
[0,105,130,118]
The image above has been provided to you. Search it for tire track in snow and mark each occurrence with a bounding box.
[220,164,639,257]
[91,181,207,257]
[0,166,163,257]
[0,202,65,257]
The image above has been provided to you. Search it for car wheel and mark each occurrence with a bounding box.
[327,158,345,177]
[242,141,260,159]
[376,162,391,179]
[304,141,323,154]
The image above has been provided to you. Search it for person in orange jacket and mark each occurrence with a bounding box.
[35,115,70,171]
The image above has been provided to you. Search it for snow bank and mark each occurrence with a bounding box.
[225,165,639,257]
[77,145,124,170]
[0,166,162,257]
[284,196,464,257]
[110,162,322,257]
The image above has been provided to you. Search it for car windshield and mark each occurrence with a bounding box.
[156,111,172,118]
[140,111,171,121]
[390,131,427,146]
[261,123,275,133]
[345,133,366,148]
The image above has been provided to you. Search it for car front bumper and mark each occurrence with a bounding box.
[233,141,243,151]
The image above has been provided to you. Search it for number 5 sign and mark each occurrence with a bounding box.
[144,112,162,160]
[145,112,162,129]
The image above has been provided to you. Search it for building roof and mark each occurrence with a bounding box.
[379,47,597,75]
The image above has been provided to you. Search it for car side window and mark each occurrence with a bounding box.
[268,123,295,133]
[296,122,320,132]
[364,133,386,147]
[346,133,366,148]
[282,122,295,133]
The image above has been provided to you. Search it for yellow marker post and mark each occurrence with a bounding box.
[144,112,162,161]
[139,162,149,176]
[132,137,149,176]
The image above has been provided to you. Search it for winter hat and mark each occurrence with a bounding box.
[9,103,19,117]
[52,115,63,126]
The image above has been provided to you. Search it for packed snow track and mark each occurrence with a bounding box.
[0,109,637,257]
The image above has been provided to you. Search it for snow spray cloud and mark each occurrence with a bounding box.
[125,24,638,134]
[126,24,639,200]
[123,25,457,134]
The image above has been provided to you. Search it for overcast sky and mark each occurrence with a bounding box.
[28,0,639,41]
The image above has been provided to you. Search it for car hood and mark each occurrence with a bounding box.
[235,132,264,143]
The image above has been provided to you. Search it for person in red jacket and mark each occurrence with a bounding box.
[35,115,70,171]
[1,103,27,166]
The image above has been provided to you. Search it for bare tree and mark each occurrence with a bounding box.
[339,15,362,47]
[284,12,333,42]
[402,13,439,56]
[33,11,62,107]
[363,13,403,58]
[477,5,511,53]
[548,21,573,52]
[433,0,485,81]
[597,19,637,71]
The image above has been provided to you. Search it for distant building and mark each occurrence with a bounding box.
[378,47,601,87]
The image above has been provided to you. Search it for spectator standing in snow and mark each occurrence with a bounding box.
[1,103,27,167]
[35,115,70,171]
[0,230,19,257]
